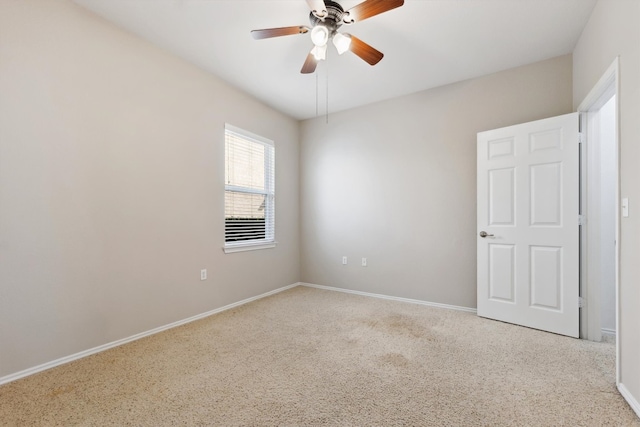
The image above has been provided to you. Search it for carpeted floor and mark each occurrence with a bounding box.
[1,285,638,426]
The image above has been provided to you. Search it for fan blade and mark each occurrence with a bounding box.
[301,51,318,74]
[348,35,384,65]
[251,26,309,40]
[306,0,328,18]
[343,0,404,23]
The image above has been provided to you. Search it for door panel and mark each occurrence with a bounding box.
[477,113,579,337]
[529,245,562,310]
[489,168,515,225]
[530,162,562,226]
[489,244,515,302]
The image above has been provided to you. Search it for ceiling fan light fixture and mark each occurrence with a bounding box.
[332,32,351,54]
[251,0,405,73]
[311,44,327,61]
[310,25,330,46]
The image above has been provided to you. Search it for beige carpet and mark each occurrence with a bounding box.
[1,286,638,426]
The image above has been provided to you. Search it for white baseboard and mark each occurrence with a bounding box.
[300,282,477,314]
[0,282,301,386]
[602,328,616,336]
[618,383,640,419]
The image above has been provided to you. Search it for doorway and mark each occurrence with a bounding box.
[578,58,620,382]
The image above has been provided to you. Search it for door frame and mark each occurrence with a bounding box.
[577,57,620,384]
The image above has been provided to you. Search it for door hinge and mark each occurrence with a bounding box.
[579,132,585,144]
[578,215,586,225]
[578,296,586,308]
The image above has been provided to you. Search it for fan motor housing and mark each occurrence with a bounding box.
[309,0,344,34]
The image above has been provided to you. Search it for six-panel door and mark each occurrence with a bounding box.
[477,113,579,337]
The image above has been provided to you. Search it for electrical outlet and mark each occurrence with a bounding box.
[362,258,367,267]
[342,256,347,265]
[200,269,207,281]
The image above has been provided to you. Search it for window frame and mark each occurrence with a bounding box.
[223,124,276,254]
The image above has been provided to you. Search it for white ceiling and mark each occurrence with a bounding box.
[73,0,597,120]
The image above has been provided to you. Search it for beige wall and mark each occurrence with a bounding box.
[300,55,573,308]
[0,0,300,378]
[573,0,640,409]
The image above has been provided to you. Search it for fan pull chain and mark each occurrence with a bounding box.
[326,50,329,124]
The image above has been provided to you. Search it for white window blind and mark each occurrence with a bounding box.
[224,124,275,248]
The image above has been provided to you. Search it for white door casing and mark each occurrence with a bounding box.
[477,113,580,337]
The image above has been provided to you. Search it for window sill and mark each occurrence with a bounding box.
[223,242,277,254]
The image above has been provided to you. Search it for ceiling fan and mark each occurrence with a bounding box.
[251,0,404,74]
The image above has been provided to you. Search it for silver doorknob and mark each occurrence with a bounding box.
[479,231,494,238]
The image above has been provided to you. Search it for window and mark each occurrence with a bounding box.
[224,124,275,253]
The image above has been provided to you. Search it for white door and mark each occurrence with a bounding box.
[477,113,579,337]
